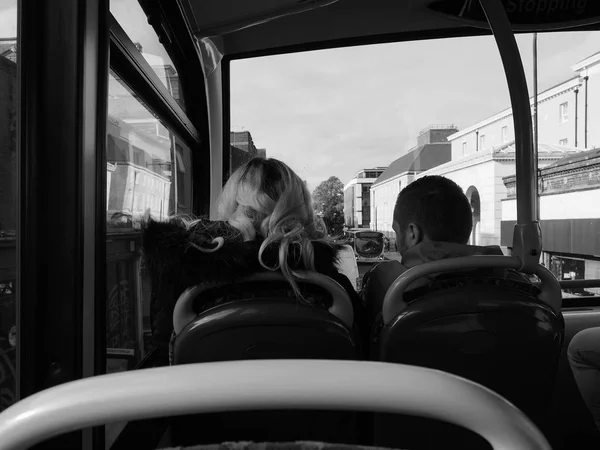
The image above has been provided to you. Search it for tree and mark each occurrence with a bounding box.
[312,176,345,235]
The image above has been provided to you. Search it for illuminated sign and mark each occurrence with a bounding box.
[428,0,600,30]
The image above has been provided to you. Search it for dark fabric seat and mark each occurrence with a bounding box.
[373,275,564,450]
[170,275,365,447]
[159,442,402,450]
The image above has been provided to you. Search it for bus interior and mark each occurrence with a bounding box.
[1,0,600,449]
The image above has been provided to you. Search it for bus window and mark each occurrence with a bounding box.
[0,0,17,414]
[501,31,600,301]
[106,70,193,371]
[110,0,185,111]
[230,35,527,252]
[230,30,600,303]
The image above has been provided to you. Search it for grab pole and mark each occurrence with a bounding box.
[479,0,541,273]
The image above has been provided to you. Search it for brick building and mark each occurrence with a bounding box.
[229,130,266,178]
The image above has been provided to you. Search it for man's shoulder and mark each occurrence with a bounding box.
[366,260,405,282]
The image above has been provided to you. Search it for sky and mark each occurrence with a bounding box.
[231,30,600,192]
[0,0,16,38]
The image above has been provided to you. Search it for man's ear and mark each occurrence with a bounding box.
[407,223,422,246]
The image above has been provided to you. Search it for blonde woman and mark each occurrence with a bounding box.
[141,157,365,361]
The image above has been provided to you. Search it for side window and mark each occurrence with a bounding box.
[559,138,568,146]
[462,141,467,155]
[502,126,508,143]
[104,2,199,446]
[479,134,485,150]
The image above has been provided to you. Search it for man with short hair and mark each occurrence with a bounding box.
[361,175,512,326]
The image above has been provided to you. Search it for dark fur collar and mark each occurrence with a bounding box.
[141,218,343,284]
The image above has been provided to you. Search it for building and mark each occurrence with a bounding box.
[229,130,266,178]
[501,148,600,294]
[369,125,456,235]
[448,52,600,157]
[409,50,600,246]
[418,141,574,246]
[343,167,386,229]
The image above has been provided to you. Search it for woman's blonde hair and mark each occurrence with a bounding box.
[217,157,332,298]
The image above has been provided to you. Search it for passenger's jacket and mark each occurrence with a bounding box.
[141,217,366,353]
[361,241,533,324]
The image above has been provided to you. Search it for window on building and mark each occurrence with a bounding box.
[559,138,568,146]
[479,134,485,150]
[560,102,568,123]
[398,180,402,192]
[502,126,508,143]
[462,141,467,155]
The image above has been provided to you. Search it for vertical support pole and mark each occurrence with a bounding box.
[479,0,541,271]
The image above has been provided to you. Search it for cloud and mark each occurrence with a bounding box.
[0,2,16,38]
[231,31,599,191]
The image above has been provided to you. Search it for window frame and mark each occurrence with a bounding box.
[501,126,508,143]
[108,15,199,146]
[559,101,568,123]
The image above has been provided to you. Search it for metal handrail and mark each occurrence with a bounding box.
[173,270,354,333]
[560,279,600,289]
[0,360,551,450]
[480,0,541,273]
[382,256,562,325]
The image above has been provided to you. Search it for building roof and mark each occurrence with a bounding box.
[544,147,600,170]
[0,39,16,53]
[492,140,582,159]
[372,143,451,187]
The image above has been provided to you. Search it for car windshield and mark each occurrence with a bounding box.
[354,233,384,256]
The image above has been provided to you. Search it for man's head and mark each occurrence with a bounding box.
[393,176,473,255]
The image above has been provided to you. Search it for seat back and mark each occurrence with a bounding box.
[171,272,363,446]
[374,275,564,449]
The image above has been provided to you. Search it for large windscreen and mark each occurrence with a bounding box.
[354,232,384,257]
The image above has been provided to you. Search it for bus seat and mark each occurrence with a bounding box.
[159,443,398,450]
[170,271,364,447]
[373,264,564,450]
